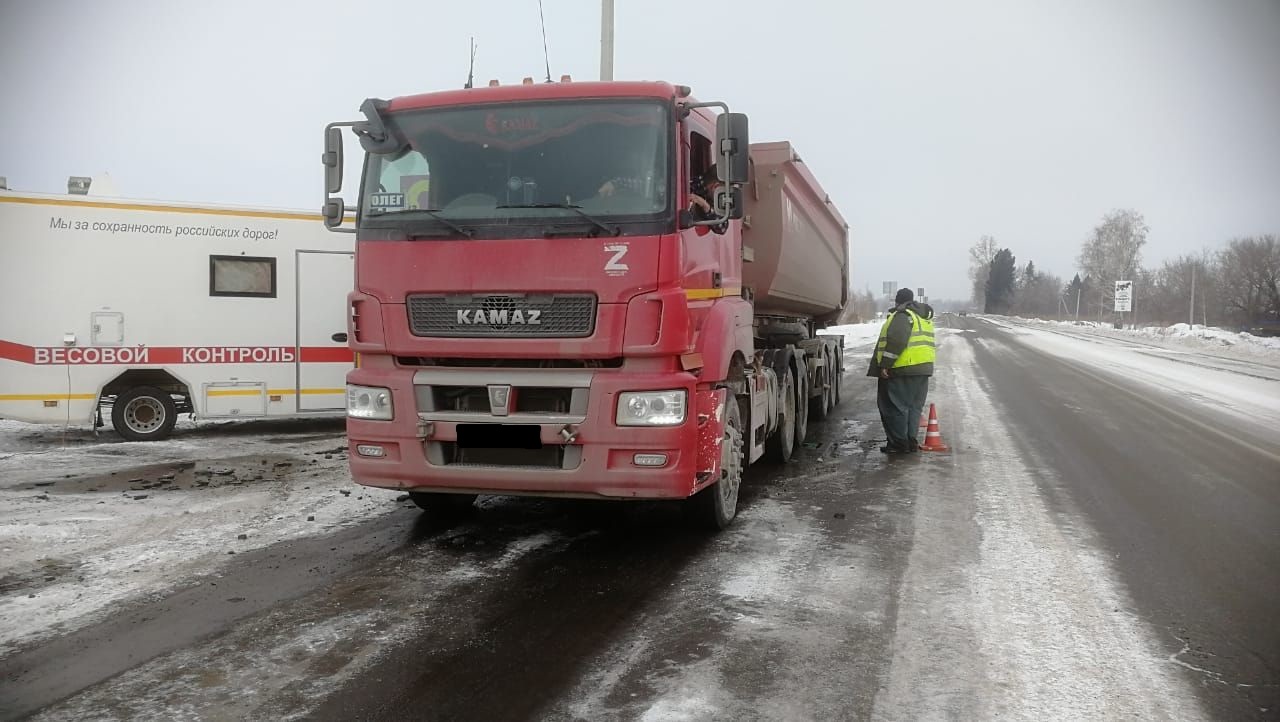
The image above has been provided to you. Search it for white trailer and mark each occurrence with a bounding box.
[0,188,355,440]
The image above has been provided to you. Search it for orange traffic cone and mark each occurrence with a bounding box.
[919,403,950,452]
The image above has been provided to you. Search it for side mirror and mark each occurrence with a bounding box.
[322,198,346,229]
[717,186,745,221]
[716,113,750,185]
[323,126,344,194]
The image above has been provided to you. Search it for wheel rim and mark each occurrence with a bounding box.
[719,407,743,510]
[123,396,165,434]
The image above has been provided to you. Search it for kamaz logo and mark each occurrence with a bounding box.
[456,309,542,325]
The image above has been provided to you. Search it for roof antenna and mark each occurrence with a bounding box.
[537,0,552,82]
[464,37,477,89]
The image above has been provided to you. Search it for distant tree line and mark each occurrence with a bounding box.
[968,210,1279,330]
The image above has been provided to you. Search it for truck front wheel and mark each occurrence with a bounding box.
[690,395,744,530]
[111,386,178,442]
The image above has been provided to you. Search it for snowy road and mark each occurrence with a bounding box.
[0,317,1275,719]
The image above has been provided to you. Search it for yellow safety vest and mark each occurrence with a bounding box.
[875,309,936,368]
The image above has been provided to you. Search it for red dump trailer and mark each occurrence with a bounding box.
[322,80,850,528]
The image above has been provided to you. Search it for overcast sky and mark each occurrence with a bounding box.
[3,0,1277,299]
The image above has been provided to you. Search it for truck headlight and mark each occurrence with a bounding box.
[347,384,393,420]
[616,390,686,426]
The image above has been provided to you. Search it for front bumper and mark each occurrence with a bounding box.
[346,366,725,500]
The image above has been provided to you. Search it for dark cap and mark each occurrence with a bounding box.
[895,288,914,305]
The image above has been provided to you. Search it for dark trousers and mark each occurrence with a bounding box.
[877,375,930,449]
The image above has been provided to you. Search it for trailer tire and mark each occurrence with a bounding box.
[765,365,796,463]
[111,386,178,442]
[832,347,843,406]
[793,359,809,447]
[809,354,831,421]
[409,492,478,517]
[690,395,743,530]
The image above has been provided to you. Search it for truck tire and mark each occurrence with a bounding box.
[409,492,478,516]
[832,347,843,406]
[809,355,831,421]
[690,395,743,530]
[111,386,178,442]
[765,365,796,463]
[793,359,809,447]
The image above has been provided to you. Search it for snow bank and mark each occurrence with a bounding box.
[820,321,882,350]
[985,317,1280,361]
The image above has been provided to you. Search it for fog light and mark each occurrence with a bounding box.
[633,453,668,467]
[356,444,385,458]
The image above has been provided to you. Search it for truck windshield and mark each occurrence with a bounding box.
[360,100,670,235]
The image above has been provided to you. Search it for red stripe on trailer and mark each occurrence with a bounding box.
[0,340,35,364]
[300,347,356,363]
[0,340,354,365]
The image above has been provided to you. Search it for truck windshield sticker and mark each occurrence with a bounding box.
[369,193,405,212]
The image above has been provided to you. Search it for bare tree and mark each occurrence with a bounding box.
[1078,209,1148,309]
[1013,265,1066,317]
[837,288,883,324]
[1218,235,1280,327]
[968,235,998,308]
[1144,253,1218,326]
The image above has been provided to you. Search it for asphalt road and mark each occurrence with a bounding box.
[3,318,1276,720]
[955,315,1280,718]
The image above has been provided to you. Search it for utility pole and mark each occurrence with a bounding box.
[1075,285,1081,323]
[600,0,615,81]
[1189,263,1196,329]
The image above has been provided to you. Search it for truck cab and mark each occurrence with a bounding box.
[323,80,845,529]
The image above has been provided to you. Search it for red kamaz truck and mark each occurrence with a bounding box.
[321,79,848,528]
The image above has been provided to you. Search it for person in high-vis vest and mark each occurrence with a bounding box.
[867,288,936,454]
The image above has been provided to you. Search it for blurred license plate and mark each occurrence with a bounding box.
[456,424,542,449]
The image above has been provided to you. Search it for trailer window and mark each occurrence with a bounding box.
[209,255,276,298]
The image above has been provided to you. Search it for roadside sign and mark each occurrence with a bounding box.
[1114,280,1132,312]
[917,287,925,298]
[882,281,896,295]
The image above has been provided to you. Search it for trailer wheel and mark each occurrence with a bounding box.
[409,492,478,516]
[111,386,178,441]
[809,354,831,421]
[690,395,743,530]
[832,347,843,406]
[765,365,796,463]
[793,360,809,447]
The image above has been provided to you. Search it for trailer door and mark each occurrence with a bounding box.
[296,250,354,411]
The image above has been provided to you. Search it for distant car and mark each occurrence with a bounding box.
[959,311,968,317]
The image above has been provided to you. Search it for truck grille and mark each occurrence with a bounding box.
[406,293,596,338]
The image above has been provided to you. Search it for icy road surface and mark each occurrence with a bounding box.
[1,317,1275,719]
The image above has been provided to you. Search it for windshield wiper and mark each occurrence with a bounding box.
[496,203,620,237]
[367,208,473,238]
